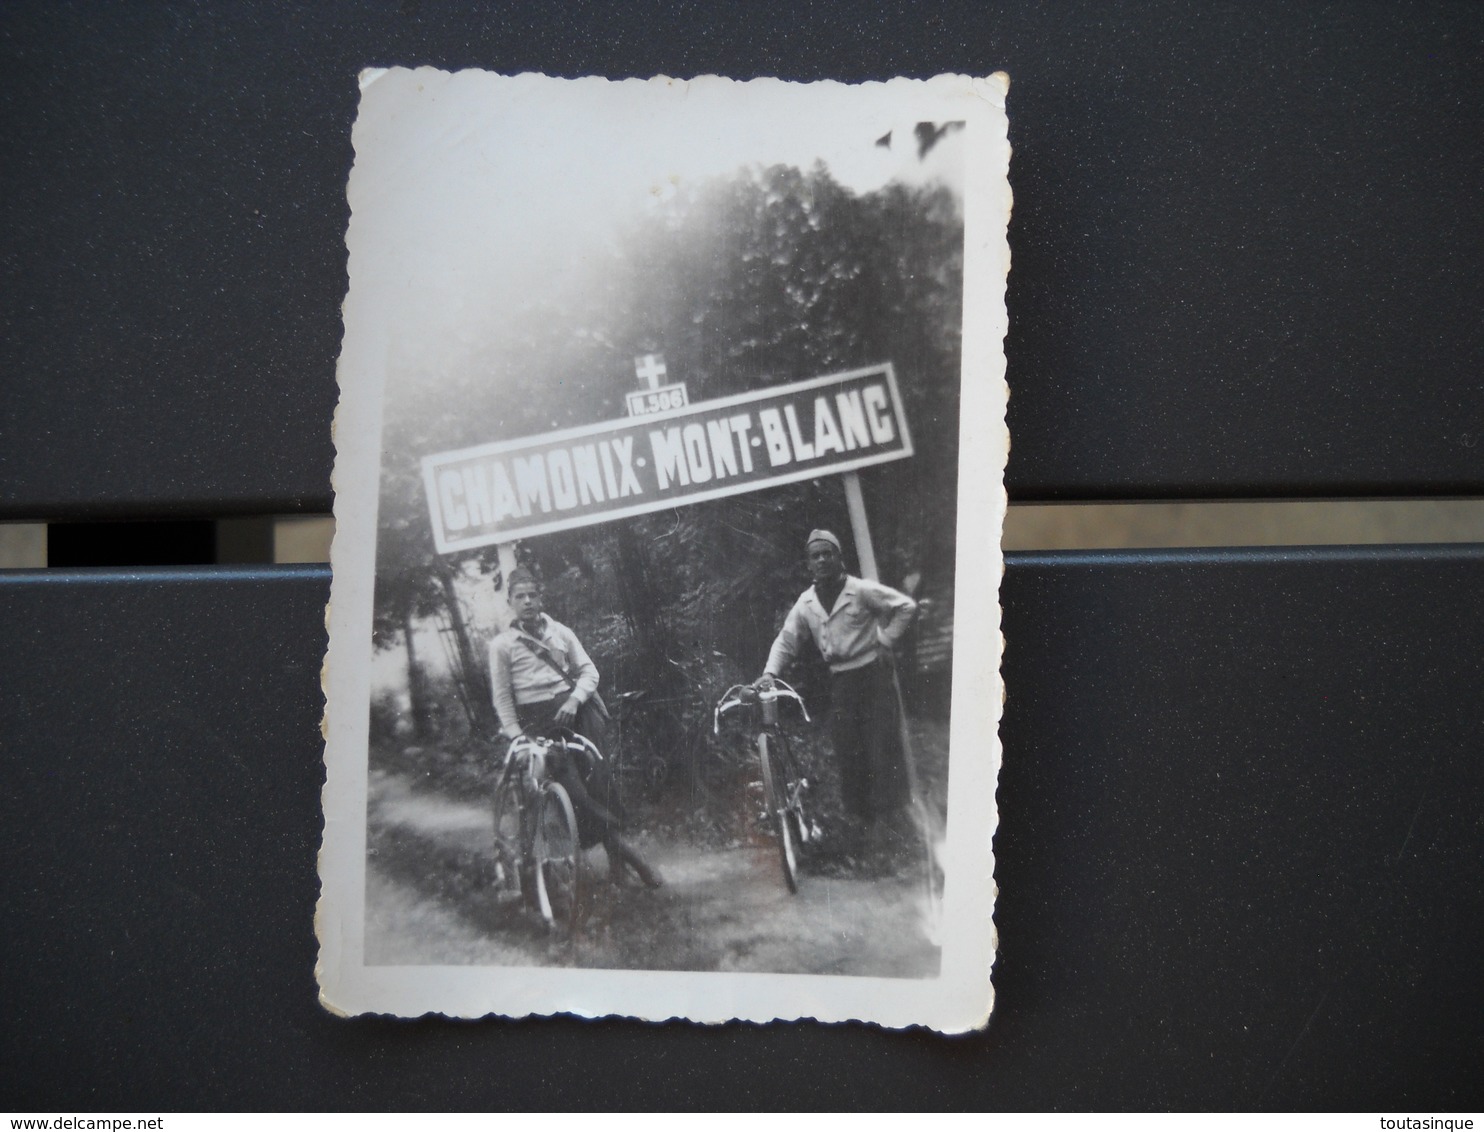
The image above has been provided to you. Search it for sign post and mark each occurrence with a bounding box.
[840,471,879,582]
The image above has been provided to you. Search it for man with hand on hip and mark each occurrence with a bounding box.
[759,529,918,869]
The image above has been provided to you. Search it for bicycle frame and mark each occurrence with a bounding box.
[713,679,814,892]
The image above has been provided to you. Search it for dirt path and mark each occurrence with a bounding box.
[365,770,941,977]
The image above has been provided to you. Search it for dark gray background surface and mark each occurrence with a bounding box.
[3,1,1482,515]
[2,553,1481,1109]
[2,0,1482,1111]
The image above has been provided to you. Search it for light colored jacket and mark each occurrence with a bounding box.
[765,575,917,676]
[489,615,599,739]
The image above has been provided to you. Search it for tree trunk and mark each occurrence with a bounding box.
[612,522,678,695]
[402,590,434,741]
[433,557,496,735]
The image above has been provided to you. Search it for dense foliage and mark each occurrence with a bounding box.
[370,161,964,802]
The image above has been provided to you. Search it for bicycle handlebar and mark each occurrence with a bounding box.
[712,678,811,733]
[505,728,604,770]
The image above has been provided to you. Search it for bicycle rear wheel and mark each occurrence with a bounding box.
[614,742,670,809]
[534,781,580,933]
[490,777,526,907]
[757,732,799,893]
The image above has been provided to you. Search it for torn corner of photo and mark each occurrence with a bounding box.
[316,69,1011,1033]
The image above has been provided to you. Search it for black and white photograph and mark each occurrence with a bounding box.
[317,70,1010,1029]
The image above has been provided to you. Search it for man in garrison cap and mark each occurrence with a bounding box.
[759,529,918,868]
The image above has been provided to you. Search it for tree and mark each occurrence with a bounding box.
[371,160,964,751]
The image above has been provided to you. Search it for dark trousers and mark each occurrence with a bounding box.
[828,657,911,824]
[515,696,623,849]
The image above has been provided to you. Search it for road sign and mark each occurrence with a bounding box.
[634,353,667,389]
[625,383,690,417]
[422,363,912,553]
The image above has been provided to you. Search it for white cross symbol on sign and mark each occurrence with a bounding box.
[635,353,667,390]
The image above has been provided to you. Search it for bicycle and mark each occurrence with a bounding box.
[605,689,672,806]
[713,678,818,893]
[490,729,591,933]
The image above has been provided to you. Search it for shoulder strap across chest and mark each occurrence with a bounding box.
[514,631,576,691]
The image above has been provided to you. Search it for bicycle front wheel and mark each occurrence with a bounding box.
[534,781,580,934]
[757,732,799,894]
[490,776,526,907]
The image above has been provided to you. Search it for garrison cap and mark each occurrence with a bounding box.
[507,567,542,592]
[806,529,842,553]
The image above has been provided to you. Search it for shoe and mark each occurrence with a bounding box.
[636,864,664,889]
[609,845,664,889]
